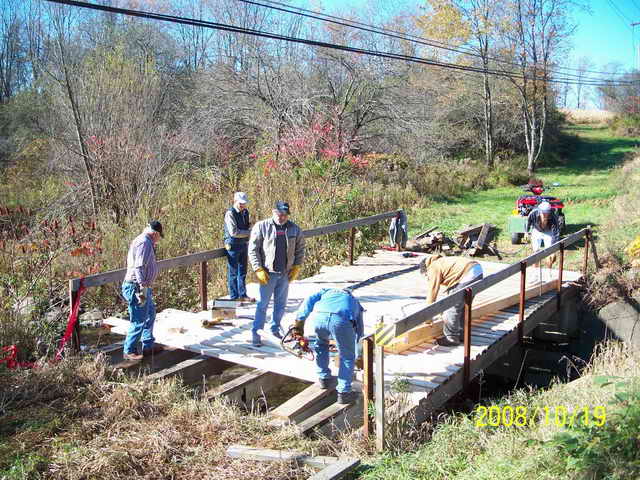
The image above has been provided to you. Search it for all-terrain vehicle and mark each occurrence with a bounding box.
[507,180,566,245]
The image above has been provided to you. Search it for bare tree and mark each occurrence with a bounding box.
[502,0,578,174]
[575,56,594,109]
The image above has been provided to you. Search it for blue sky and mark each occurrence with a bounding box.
[307,0,638,71]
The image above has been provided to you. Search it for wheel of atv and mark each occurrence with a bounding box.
[558,213,566,234]
[511,232,523,245]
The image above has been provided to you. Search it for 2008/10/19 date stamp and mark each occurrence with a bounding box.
[475,405,607,428]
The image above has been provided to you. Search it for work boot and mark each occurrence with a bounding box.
[239,296,256,303]
[337,391,358,405]
[251,332,262,347]
[317,377,337,390]
[123,352,143,362]
[142,345,164,357]
[436,336,461,347]
[270,329,283,340]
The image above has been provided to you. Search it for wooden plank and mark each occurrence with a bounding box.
[309,458,361,480]
[456,224,484,236]
[386,279,557,353]
[303,211,399,238]
[410,286,578,424]
[147,355,232,384]
[297,401,357,436]
[476,224,495,249]
[226,445,337,469]
[270,384,336,423]
[206,369,289,405]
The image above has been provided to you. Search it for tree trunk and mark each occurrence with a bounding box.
[482,68,494,168]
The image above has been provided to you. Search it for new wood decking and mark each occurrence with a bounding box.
[104,250,582,417]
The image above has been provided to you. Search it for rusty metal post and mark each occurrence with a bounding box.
[582,227,591,277]
[362,337,374,440]
[463,288,473,389]
[518,261,527,344]
[349,227,356,265]
[557,242,565,311]
[69,283,81,353]
[200,261,208,311]
[374,343,385,452]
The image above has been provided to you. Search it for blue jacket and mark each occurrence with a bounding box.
[296,288,364,339]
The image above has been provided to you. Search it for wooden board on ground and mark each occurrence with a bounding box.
[384,279,557,354]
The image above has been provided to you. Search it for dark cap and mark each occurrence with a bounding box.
[274,201,290,214]
[149,220,164,238]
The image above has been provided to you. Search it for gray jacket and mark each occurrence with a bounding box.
[249,219,305,273]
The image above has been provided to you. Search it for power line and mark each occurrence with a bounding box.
[43,0,632,87]
[237,0,629,79]
[606,0,634,29]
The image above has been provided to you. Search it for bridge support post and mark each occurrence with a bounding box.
[362,337,374,440]
[557,242,565,311]
[582,226,591,276]
[374,343,385,452]
[200,261,208,311]
[518,261,527,344]
[349,227,356,265]
[463,288,473,389]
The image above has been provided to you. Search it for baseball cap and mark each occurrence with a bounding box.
[234,192,249,204]
[149,220,164,238]
[538,202,552,213]
[275,201,290,214]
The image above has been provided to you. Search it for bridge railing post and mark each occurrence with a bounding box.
[200,261,208,311]
[374,341,385,452]
[582,226,591,276]
[362,337,374,440]
[518,261,527,343]
[349,227,356,265]
[463,288,473,389]
[557,242,565,311]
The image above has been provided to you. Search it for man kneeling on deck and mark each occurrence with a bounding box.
[293,288,364,405]
[420,255,484,347]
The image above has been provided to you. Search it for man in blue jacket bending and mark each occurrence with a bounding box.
[294,288,364,405]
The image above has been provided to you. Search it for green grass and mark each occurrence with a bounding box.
[409,126,639,269]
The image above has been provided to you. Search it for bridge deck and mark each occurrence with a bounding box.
[104,250,581,412]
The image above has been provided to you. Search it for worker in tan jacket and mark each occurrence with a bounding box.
[420,254,483,346]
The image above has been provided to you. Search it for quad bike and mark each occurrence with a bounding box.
[508,180,566,245]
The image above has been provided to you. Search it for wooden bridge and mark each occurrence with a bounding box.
[73,211,594,450]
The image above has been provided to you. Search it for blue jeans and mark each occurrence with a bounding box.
[226,243,248,299]
[122,282,156,354]
[253,272,289,335]
[313,313,356,394]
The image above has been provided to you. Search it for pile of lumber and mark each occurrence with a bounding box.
[455,223,500,258]
[405,227,457,254]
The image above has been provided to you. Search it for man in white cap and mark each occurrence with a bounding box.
[527,201,560,279]
[527,201,560,252]
[224,192,253,302]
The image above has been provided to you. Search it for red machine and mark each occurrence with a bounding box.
[509,180,566,244]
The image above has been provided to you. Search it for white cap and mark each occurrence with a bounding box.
[538,201,552,213]
[234,192,249,204]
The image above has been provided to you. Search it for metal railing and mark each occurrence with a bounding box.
[68,210,403,344]
[363,226,595,451]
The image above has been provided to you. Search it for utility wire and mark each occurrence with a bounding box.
[43,0,632,87]
[238,0,629,79]
[606,0,634,29]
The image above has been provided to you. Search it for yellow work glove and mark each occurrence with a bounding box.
[225,244,231,251]
[255,267,270,285]
[288,265,302,282]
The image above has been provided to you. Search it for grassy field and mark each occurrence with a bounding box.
[410,126,639,270]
